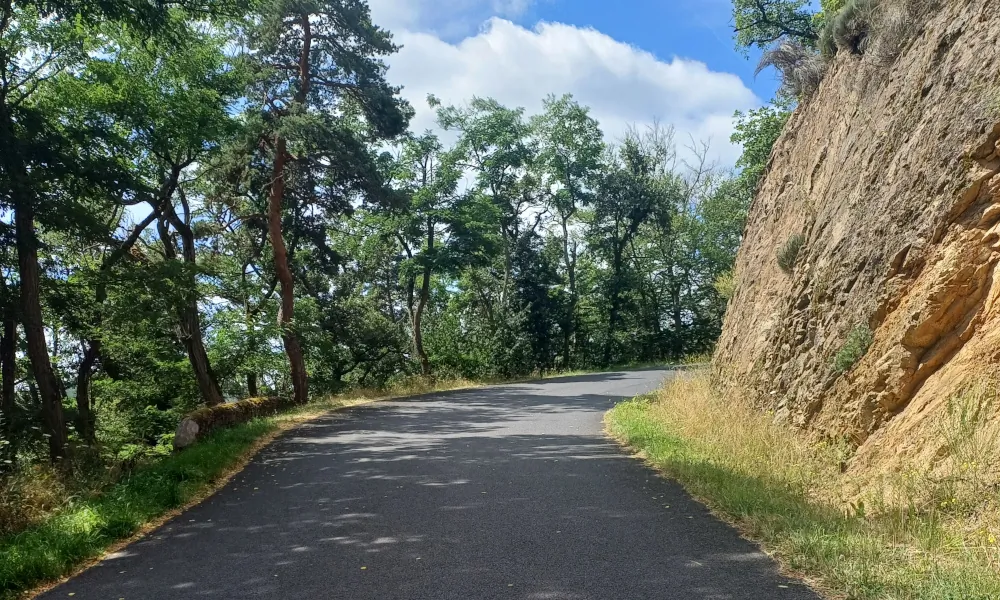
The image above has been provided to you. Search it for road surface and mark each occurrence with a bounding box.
[42,369,817,599]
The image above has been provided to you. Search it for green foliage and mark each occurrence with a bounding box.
[833,324,874,373]
[777,234,806,273]
[732,0,819,53]
[732,102,791,200]
[714,271,738,300]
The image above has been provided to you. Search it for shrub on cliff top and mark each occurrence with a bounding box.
[777,234,806,273]
[831,0,877,54]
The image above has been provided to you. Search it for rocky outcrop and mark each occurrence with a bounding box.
[714,0,1000,470]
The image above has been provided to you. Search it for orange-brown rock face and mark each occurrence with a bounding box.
[714,0,1000,471]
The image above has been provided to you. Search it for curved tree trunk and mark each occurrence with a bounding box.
[269,137,309,404]
[15,201,68,463]
[158,218,226,407]
[2,100,68,463]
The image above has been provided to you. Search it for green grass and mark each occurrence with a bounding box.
[606,376,1000,600]
[0,419,276,598]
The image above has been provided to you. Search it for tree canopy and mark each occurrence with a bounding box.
[1,0,751,480]
[733,0,819,53]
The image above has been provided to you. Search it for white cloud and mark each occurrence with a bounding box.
[385,18,761,168]
[369,0,536,40]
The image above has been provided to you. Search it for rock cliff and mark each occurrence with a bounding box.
[714,0,1000,471]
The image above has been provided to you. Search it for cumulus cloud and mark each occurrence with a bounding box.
[369,0,536,40]
[385,19,761,167]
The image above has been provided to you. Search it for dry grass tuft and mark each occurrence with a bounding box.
[757,40,826,98]
[0,466,72,537]
[776,233,806,273]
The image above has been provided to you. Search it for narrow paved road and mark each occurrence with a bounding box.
[43,370,817,599]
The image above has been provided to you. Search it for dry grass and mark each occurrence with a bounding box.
[0,467,73,537]
[607,370,1000,599]
[777,233,806,273]
[330,375,485,402]
[757,41,826,98]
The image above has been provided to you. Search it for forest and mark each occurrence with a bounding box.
[0,0,782,475]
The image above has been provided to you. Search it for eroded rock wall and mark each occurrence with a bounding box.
[714,0,1000,470]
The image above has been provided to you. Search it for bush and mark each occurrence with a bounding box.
[819,19,838,58]
[820,0,932,65]
[776,234,806,273]
[833,324,874,373]
[757,40,826,98]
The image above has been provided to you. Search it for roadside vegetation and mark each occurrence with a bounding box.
[607,371,1000,600]
[0,375,498,599]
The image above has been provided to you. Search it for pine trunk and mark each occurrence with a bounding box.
[74,341,99,443]
[269,137,309,404]
[1,309,16,440]
[561,215,576,369]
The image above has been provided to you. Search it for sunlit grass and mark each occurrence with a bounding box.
[0,419,274,599]
[606,371,1000,600]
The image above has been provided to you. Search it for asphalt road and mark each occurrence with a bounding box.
[41,369,818,600]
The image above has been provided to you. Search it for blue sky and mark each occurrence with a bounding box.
[367,0,777,166]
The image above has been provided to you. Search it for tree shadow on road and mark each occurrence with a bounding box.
[39,371,816,600]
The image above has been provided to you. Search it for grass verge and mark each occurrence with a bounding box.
[605,371,1000,600]
[0,378,486,600]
